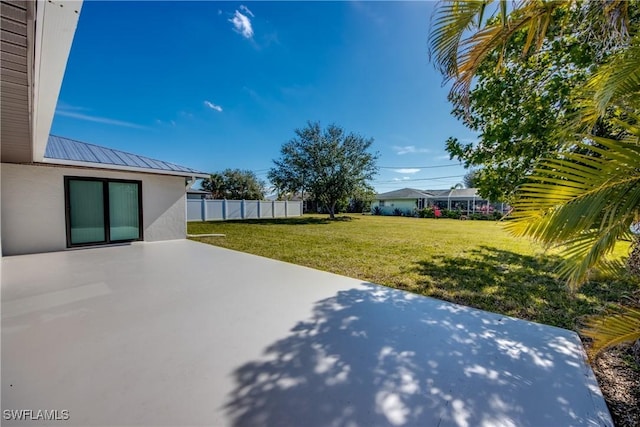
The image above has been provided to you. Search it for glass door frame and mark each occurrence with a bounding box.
[64,176,143,248]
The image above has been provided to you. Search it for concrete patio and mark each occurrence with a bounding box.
[1,240,611,426]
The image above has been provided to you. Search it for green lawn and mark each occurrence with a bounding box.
[188,214,637,331]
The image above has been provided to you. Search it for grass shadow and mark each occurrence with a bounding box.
[201,215,355,226]
[409,245,638,330]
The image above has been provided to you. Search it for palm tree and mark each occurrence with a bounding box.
[506,45,640,356]
[579,33,640,126]
[428,0,639,356]
[429,0,631,110]
[505,122,640,283]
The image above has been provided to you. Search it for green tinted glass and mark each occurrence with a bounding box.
[108,182,140,241]
[69,180,105,244]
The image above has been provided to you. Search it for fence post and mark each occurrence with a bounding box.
[241,200,245,219]
[201,198,207,221]
[285,200,288,217]
[222,199,227,220]
[272,200,276,218]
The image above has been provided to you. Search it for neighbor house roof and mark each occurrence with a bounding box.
[375,188,432,200]
[423,189,451,197]
[187,188,210,195]
[377,188,486,200]
[426,188,481,198]
[44,135,209,178]
[447,188,481,198]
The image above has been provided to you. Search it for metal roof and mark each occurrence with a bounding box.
[44,135,209,178]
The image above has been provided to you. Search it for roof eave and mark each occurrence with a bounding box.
[32,0,83,163]
[40,158,209,178]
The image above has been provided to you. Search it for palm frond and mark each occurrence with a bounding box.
[506,135,640,287]
[581,305,640,358]
[585,34,640,118]
[428,1,493,78]
[556,224,631,288]
[448,1,566,109]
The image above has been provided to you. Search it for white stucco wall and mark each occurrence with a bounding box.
[1,163,186,255]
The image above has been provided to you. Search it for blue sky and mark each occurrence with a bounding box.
[52,1,478,193]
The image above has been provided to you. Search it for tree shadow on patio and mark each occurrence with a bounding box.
[222,284,609,427]
[409,245,637,330]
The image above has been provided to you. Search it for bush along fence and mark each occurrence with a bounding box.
[187,199,303,222]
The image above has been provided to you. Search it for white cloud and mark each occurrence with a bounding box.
[392,145,430,155]
[229,10,253,39]
[155,119,177,127]
[56,110,147,129]
[204,100,223,112]
[393,168,420,174]
[239,5,254,18]
[56,102,90,112]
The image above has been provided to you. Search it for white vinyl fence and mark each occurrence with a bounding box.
[187,199,303,222]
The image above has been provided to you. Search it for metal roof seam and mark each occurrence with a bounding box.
[44,135,206,176]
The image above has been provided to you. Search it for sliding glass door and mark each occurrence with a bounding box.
[109,182,140,241]
[68,180,106,244]
[65,177,142,247]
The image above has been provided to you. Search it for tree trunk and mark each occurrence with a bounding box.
[328,202,336,219]
[627,236,640,277]
[626,238,640,364]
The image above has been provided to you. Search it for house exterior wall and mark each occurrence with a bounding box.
[371,199,417,215]
[1,163,186,255]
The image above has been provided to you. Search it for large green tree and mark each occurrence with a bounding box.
[201,169,265,200]
[268,122,378,219]
[442,6,627,202]
[429,0,640,356]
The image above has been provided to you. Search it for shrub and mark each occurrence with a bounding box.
[443,209,462,219]
[372,206,382,216]
[418,207,435,218]
[392,208,403,216]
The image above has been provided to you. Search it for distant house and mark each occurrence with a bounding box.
[372,187,506,216]
[187,188,211,200]
[371,188,431,215]
[0,1,208,256]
